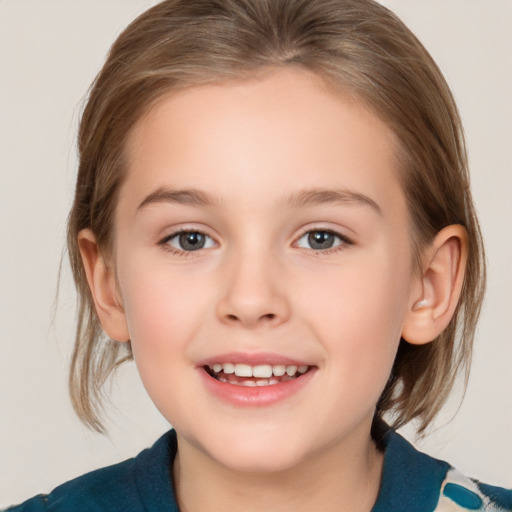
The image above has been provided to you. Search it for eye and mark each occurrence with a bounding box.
[162,230,216,252]
[296,230,349,251]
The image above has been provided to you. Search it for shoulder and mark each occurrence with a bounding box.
[3,457,139,512]
[435,469,512,512]
[3,431,178,512]
[373,428,512,512]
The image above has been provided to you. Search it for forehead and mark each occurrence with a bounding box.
[121,68,403,215]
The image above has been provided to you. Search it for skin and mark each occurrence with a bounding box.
[79,68,467,512]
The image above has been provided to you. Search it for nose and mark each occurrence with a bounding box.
[215,250,291,329]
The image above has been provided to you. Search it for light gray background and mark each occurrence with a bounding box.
[1,0,511,506]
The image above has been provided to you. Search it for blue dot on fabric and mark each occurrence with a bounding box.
[443,483,483,510]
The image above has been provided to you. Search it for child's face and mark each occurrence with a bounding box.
[112,69,420,472]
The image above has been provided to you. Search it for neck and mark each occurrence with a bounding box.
[173,427,384,512]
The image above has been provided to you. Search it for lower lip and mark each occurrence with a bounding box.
[199,367,316,407]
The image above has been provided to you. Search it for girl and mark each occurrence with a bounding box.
[4,0,511,510]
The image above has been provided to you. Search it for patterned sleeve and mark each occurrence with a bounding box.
[435,469,512,511]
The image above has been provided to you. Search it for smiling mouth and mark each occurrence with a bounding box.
[205,363,311,387]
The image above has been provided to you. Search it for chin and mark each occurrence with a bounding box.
[214,441,305,474]
[192,422,310,474]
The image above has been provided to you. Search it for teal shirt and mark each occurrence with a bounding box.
[5,429,512,511]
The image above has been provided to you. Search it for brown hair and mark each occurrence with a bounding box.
[67,0,485,433]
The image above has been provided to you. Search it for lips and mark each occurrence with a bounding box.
[198,353,316,406]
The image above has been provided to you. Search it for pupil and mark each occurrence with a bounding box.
[180,232,205,251]
[308,231,334,250]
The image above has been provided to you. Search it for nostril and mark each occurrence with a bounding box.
[225,312,276,323]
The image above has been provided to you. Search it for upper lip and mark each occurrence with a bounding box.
[196,352,314,368]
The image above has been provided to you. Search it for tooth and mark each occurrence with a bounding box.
[213,363,223,373]
[298,365,308,374]
[234,364,252,377]
[256,380,269,386]
[253,365,272,378]
[272,365,286,377]
[242,380,257,387]
[286,365,298,376]
[269,379,278,385]
[223,363,235,374]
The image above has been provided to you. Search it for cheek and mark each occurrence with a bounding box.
[117,257,210,362]
[116,260,212,417]
[301,250,412,372]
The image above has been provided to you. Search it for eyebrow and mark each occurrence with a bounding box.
[137,186,382,215]
[285,188,382,215]
[138,188,217,210]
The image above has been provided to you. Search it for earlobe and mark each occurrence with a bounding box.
[78,229,130,342]
[402,225,468,345]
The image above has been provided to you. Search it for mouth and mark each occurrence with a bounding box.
[199,355,317,406]
[204,362,311,387]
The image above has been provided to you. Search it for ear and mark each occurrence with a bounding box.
[78,229,130,342]
[401,225,468,345]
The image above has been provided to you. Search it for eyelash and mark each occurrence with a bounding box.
[295,228,353,254]
[159,229,216,257]
[158,228,353,257]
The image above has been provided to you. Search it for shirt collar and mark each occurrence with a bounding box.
[135,428,450,512]
[371,429,450,512]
